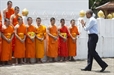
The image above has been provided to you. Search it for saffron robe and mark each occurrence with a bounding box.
[68,25,79,56]
[35,25,46,58]
[25,25,35,58]
[47,25,58,58]
[1,25,14,61]
[14,24,26,58]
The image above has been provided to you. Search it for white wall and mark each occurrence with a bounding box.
[97,19,114,57]
[0,0,88,26]
[0,0,114,59]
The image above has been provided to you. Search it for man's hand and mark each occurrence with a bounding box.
[80,20,86,27]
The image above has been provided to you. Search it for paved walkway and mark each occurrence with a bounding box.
[0,58,113,75]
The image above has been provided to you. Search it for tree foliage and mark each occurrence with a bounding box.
[89,0,111,9]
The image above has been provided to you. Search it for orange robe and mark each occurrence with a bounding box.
[5,8,14,19]
[0,12,2,21]
[12,14,20,26]
[47,25,58,58]
[1,25,14,61]
[0,12,2,61]
[35,25,46,58]
[68,26,79,56]
[14,24,26,58]
[12,14,20,51]
[25,25,35,58]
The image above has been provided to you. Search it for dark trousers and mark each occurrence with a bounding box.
[85,34,108,70]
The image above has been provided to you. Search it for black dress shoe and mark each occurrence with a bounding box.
[81,69,91,71]
[100,65,108,72]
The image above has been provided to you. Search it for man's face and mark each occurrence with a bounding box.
[28,18,33,25]
[36,19,41,25]
[51,20,55,25]
[8,2,12,8]
[71,21,75,26]
[19,18,23,24]
[61,20,65,25]
[86,12,91,18]
[15,8,19,14]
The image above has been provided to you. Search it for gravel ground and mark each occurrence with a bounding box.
[0,58,113,75]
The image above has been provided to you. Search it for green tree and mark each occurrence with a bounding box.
[89,0,110,9]
[89,0,113,18]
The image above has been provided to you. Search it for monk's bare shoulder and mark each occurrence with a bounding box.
[10,14,14,19]
[47,25,52,30]
[3,8,7,13]
[25,25,29,28]
[57,25,61,30]
[14,24,19,29]
[67,25,70,28]
[2,25,6,30]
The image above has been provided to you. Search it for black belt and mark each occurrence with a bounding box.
[88,34,98,36]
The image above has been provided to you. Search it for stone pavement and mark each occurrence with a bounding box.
[0,58,113,75]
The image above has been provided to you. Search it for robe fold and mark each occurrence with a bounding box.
[12,14,20,51]
[68,25,79,56]
[47,25,58,58]
[1,25,14,61]
[0,14,2,60]
[5,8,14,19]
[14,24,26,58]
[25,25,35,58]
[35,25,46,58]
[58,26,69,57]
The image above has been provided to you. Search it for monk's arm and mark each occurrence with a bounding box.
[68,28,74,39]
[58,29,65,39]
[1,33,9,42]
[35,35,42,40]
[58,33,66,39]
[10,15,14,26]
[22,35,26,41]
[10,33,14,41]
[47,27,56,38]
[14,28,21,41]
[31,34,36,39]
[27,33,35,40]
[3,10,6,20]
[15,33,21,40]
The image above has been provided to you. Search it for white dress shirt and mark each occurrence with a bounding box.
[84,17,98,34]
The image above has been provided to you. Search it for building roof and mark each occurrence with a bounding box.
[96,1,114,10]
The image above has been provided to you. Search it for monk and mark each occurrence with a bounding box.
[10,6,20,26]
[0,11,2,65]
[25,17,35,64]
[68,19,79,61]
[58,19,70,61]
[10,6,20,53]
[47,17,58,62]
[35,17,46,63]
[3,1,14,20]
[1,19,14,65]
[14,16,26,65]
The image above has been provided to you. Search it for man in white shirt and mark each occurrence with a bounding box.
[80,9,108,72]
